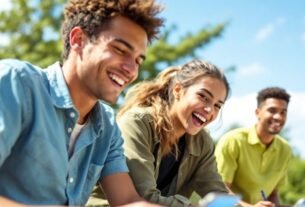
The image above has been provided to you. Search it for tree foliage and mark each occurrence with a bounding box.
[0,0,65,67]
[0,0,227,78]
[280,155,305,205]
[139,23,227,82]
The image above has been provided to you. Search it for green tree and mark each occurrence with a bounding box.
[280,154,305,205]
[0,0,65,67]
[0,0,227,79]
[138,23,228,82]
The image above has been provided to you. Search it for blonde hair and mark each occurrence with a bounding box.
[118,59,230,155]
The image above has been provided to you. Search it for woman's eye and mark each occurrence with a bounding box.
[199,94,208,102]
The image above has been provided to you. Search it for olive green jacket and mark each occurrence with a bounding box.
[87,107,227,207]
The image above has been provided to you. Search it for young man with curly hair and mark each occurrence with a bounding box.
[215,87,292,207]
[0,0,163,206]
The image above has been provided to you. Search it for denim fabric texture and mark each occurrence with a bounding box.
[0,59,128,205]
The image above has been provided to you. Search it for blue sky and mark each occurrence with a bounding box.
[160,0,305,158]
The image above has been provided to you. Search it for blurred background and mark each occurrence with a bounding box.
[1,0,304,204]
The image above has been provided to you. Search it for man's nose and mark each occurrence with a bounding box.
[122,59,138,79]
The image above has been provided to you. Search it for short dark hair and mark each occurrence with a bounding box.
[61,0,164,60]
[257,87,290,107]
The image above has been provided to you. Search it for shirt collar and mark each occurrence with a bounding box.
[44,62,74,109]
[44,62,105,137]
[248,126,261,145]
[248,125,279,150]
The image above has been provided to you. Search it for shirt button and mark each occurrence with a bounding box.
[67,127,72,133]
[69,177,74,183]
[70,112,76,118]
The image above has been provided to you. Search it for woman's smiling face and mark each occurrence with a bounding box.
[170,76,227,137]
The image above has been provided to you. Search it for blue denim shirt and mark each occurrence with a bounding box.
[0,59,128,205]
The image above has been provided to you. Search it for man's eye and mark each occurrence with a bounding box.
[114,46,124,54]
[215,104,222,111]
[268,108,277,113]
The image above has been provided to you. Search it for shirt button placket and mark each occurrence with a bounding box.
[70,112,76,118]
[67,111,77,134]
[67,127,72,133]
[69,176,74,184]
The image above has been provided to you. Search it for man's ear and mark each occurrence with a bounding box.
[255,108,260,119]
[69,27,86,52]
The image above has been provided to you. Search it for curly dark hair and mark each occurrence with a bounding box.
[61,0,164,60]
[257,87,290,107]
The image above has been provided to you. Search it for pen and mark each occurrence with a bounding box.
[260,190,267,201]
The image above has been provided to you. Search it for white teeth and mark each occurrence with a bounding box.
[193,112,207,123]
[109,73,125,86]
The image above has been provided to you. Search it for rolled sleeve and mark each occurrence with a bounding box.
[100,123,129,178]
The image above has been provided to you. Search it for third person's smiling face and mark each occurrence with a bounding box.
[256,98,288,136]
[171,76,227,137]
[78,15,148,104]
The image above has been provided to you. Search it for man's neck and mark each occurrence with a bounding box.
[62,61,97,125]
[256,126,275,147]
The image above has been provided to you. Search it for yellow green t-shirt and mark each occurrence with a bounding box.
[215,126,291,204]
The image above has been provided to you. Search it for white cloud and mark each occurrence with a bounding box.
[236,63,266,78]
[256,25,274,42]
[0,0,12,11]
[208,91,305,159]
[256,17,285,42]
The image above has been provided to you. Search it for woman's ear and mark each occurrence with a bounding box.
[173,84,182,100]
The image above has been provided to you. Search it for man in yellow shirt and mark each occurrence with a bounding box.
[215,87,292,207]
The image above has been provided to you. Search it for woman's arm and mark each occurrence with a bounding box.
[118,110,192,207]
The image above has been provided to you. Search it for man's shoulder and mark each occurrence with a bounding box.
[0,59,47,95]
[275,135,292,152]
[0,59,42,75]
[97,101,116,122]
[120,106,154,121]
[221,127,250,142]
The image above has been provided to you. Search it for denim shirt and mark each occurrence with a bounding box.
[0,59,128,205]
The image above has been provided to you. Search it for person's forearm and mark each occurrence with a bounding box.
[224,183,252,207]
[117,200,165,207]
[0,197,26,207]
[224,183,277,207]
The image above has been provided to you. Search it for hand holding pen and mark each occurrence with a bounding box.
[261,190,268,201]
[253,190,275,207]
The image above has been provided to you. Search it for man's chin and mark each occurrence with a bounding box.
[269,129,281,135]
[99,96,119,106]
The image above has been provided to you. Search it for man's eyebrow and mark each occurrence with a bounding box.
[114,38,146,61]
[200,88,225,104]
